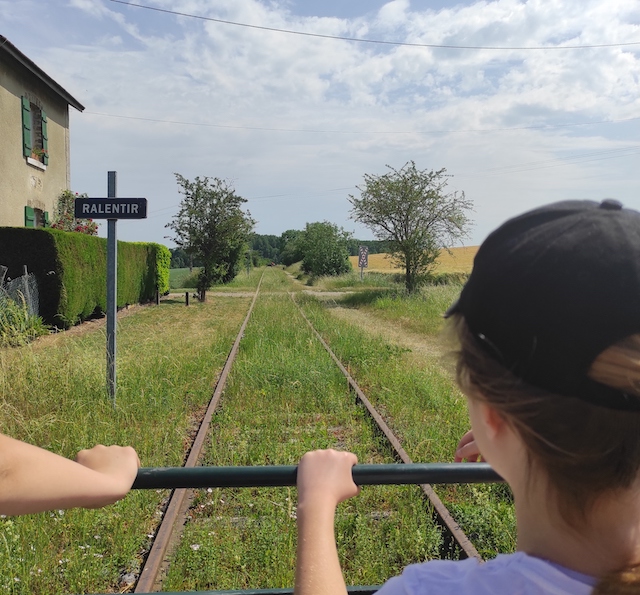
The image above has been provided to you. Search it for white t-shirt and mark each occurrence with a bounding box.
[375,551,596,595]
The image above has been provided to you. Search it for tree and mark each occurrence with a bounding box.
[50,190,98,235]
[300,221,352,278]
[279,229,305,266]
[349,162,472,293]
[166,174,255,301]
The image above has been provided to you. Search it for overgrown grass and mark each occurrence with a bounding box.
[164,291,443,591]
[0,298,250,594]
[338,284,463,336]
[2,266,512,592]
[169,266,286,293]
[296,293,516,559]
[0,293,49,347]
[310,271,401,291]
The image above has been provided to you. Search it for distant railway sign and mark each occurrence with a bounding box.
[74,197,147,219]
[358,245,369,268]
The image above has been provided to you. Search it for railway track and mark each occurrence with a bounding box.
[128,278,499,594]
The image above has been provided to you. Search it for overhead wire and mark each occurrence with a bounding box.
[84,110,640,136]
[107,0,640,51]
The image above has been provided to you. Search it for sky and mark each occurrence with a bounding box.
[2,0,639,247]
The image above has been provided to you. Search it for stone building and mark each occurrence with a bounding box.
[0,35,84,228]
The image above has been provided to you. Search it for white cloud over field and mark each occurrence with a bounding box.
[2,0,639,244]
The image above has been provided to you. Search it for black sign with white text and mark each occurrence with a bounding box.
[74,198,147,219]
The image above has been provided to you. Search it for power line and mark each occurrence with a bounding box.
[107,0,640,51]
[84,110,640,135]
[459,146,640,179]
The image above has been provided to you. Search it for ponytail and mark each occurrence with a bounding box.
[592,563,640,594]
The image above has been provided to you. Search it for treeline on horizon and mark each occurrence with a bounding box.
[169,232,391,269]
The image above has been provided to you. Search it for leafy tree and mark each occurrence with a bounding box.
[50,190,98,235]
[279,229,305,266]
[250,234,280,263]
[346,238,392,256]
[349,161,472,293]
[166,175,254,300]
[300,221,352,278]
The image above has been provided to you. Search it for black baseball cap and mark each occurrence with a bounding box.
[445,199,640,410]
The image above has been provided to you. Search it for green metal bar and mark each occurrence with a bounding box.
[133,463,502,490]
[125,587,380,595]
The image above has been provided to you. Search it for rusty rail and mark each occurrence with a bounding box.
[134,275,264,592]
[132,283,487,593]
[293,296,482,560]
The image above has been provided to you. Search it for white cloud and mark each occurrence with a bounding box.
[4,0,639,243]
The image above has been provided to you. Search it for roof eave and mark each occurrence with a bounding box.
[0,35,85,112]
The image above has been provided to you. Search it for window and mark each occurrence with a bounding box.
[21,96,48,166]
[24,206,49,228]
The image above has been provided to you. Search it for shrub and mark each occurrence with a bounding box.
[0,228,171,328]
[0,292,48,347]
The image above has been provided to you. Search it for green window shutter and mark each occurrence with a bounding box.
[41,109,49,165]
[21,97,32,157]
[44,211,50,227]
[24,206,35,228]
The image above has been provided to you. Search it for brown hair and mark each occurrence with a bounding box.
[450,314,640,592]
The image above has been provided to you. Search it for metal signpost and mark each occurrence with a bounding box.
[75,172,147,404]
[358,245,369,280]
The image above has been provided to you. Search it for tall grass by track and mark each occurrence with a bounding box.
[169,266,285,293]
[164,290,443,591]
[0,298,250,594]
[296,293,516,559]
[337,284,464,336]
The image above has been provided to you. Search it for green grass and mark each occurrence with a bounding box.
[169,266,286,293]
[0,298,250,594]
[1,267,513,592]
[309,271,401,291]
[296,292,517,559]
[169,267,199,290]
[338,284,463,336]
[0,293,49,347]
[164,291,443,591]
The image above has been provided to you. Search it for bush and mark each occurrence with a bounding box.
[300,221,352,278]
[0,292,48,347]
[0,228,171,328]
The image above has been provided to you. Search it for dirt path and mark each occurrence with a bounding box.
[327,305,446,361]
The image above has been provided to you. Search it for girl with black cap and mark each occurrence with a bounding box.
[294,199,640,595]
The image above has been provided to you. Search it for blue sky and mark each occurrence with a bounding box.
[2,0,639,246]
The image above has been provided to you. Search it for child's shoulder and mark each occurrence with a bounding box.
[375,552,594,595]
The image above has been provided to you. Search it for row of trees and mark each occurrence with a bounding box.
[52,161,471,296]
[165,162,472,296]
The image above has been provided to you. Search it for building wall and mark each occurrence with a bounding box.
[0,61,70,228]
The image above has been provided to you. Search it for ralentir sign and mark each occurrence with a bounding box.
[74,197,148,219]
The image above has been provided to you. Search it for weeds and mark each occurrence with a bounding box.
[0,292,48,348]
[164,291,443,591]
[0,297,250,594]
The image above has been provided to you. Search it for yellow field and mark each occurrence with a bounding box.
[350,246,478,274]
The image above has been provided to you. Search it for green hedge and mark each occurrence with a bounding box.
[0,228,171,328]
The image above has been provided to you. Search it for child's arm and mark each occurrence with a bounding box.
[294,449,360,595]
[0,433,140,515]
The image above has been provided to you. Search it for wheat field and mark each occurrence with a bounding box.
[350,246,478,274]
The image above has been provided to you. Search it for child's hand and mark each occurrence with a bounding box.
[454,430,482,462]
[75,445,140,506]
[297,449,359,510]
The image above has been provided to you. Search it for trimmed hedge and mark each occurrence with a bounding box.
[0,228,171,328]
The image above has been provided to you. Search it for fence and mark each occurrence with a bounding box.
[0,264,39,317]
